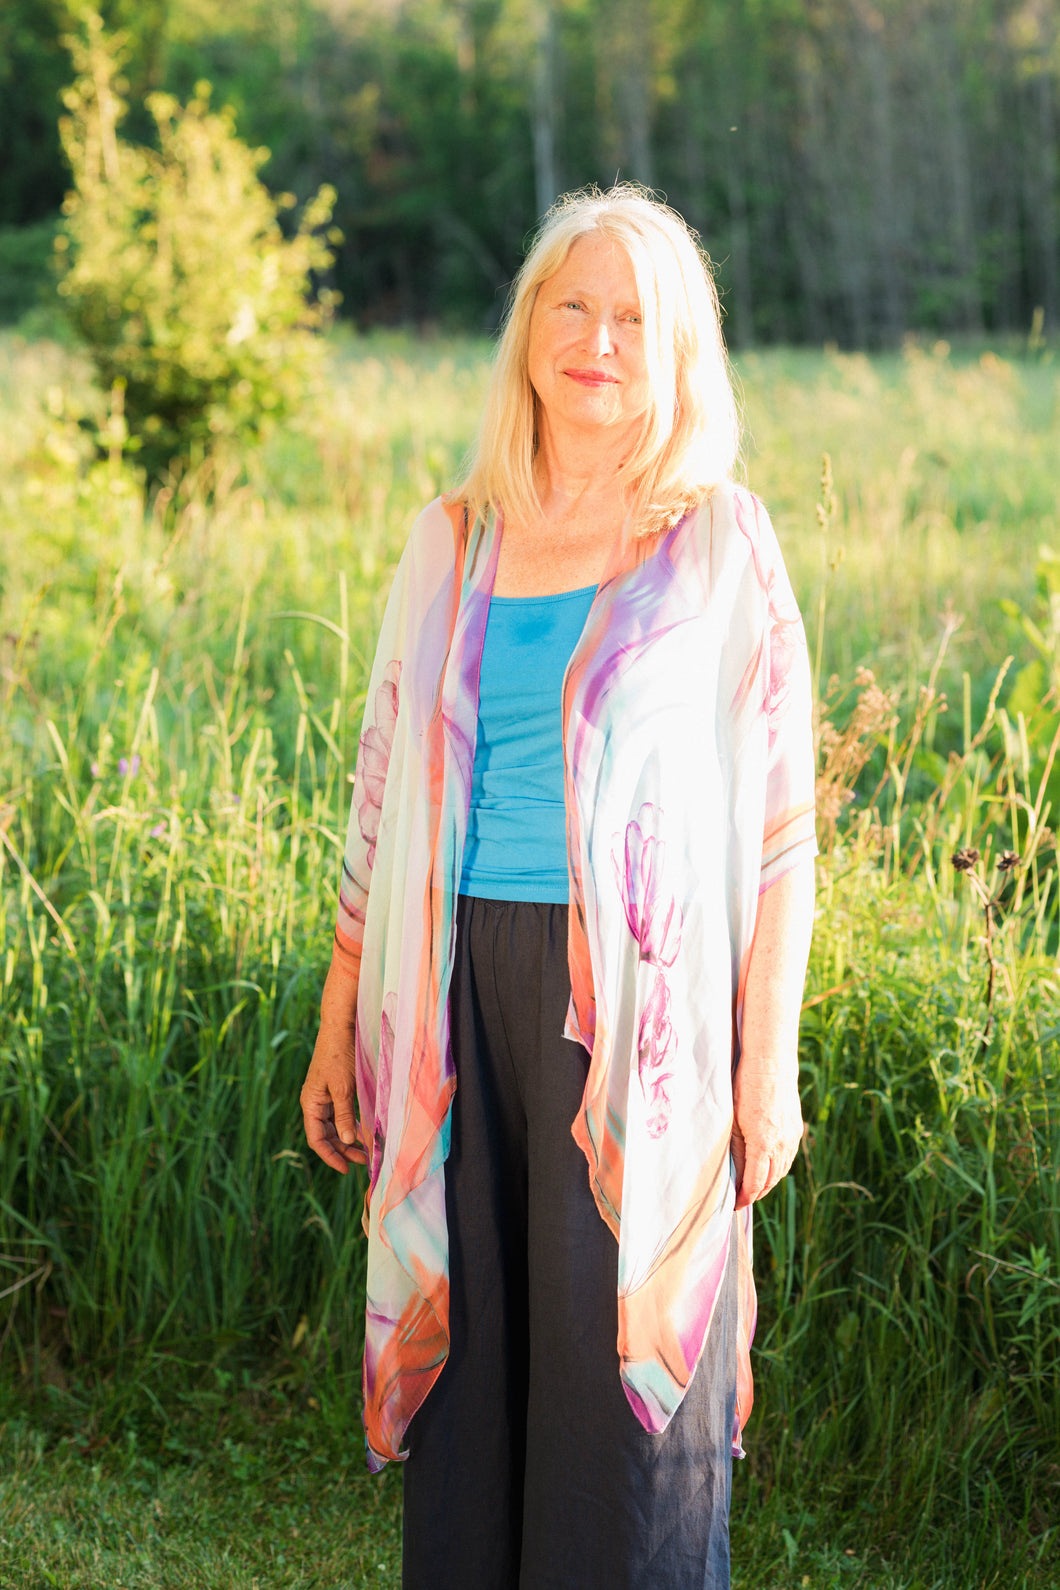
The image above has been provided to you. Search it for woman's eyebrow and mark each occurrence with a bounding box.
[555,283,642,311]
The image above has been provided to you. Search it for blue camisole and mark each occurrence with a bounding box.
[459,584,597,902]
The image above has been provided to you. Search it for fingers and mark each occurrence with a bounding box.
[300,1090,350,1174]
[301,1008,361,1173]
[730,1113,803,1208]
[300,1076,362,1175]
[306,964,363,1173]
[733,1142,777,1210]
[730,1119,770,1210]
[731,1057,803,1208]
[331,1078,359,1150]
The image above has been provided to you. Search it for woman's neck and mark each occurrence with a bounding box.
[491,413,641,598]
[533,424,635,524]
[534,411,638,510]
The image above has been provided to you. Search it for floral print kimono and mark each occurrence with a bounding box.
[332,483,818,1472]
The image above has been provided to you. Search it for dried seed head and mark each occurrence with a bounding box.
[952,847,980,872]
[997,850,1020,872]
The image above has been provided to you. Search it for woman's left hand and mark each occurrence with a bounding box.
[732,858,815,1208]
[730,1054,804,1209]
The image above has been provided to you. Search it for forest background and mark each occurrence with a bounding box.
[1,3,1060,1590]
[2,0,1060,343]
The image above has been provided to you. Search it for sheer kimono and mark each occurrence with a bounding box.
[331,484,818,1472]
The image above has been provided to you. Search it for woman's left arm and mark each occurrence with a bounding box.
[731,857,816,1209]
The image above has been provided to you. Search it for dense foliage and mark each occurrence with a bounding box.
[1,0,1058,341]
[1,330,1058,1586]
[54,11,337,479]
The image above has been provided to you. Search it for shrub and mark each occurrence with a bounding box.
[0,220,61,325]
[55,10,338,481]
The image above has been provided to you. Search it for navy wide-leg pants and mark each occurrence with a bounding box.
[401,896,737,1590]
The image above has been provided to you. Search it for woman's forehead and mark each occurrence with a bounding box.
[544,233,643,296]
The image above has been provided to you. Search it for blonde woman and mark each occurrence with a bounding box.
[301,185,817,1589]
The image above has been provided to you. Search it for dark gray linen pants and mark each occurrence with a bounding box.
[401,896,738,1590]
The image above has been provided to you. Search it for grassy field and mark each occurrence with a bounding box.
[1,326,1059,1589]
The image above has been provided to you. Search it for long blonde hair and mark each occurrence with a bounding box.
[455,185,741,536]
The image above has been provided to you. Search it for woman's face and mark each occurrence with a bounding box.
[527,233,651,446]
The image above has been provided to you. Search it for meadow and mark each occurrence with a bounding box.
[1,326,1058,1589]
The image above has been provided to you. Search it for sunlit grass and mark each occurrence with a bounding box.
[1,327,1058,1589]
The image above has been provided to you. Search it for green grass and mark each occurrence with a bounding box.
[1,1385,1053,1589]
[0,1387,406,1590]
[1,326,1059,1588]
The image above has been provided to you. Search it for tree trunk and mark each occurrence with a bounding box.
[723,127,754,347]
[532,0,560,218]
[597,0,654,186]
[1027,63,1060,328]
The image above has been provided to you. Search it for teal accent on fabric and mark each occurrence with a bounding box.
[460,584,597,902]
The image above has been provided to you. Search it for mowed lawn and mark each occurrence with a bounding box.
[1,329,1058,1590]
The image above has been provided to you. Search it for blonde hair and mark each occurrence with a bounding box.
[455,184,741,537]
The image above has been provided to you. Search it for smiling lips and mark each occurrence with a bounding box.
[564,368,619,386]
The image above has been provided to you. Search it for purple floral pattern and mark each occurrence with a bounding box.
[638,971,676,1138]
[764,574,802,749]
[353,991,398,1212]
[371,994,397,1193]
[613,804,682,968]
[733,489,805,750]
[354,661,401,869]
[613,803,683,1136]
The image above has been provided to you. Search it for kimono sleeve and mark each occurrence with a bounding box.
[332,555,412,974]
[757,514,818,894]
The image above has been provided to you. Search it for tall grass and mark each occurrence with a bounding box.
[0,597,366,1400]
[1,326,1058,1581]
[743,657,1060,1575]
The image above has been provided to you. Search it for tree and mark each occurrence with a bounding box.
[55,9,337,479]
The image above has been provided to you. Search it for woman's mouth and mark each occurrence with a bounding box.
[564,368,618,387]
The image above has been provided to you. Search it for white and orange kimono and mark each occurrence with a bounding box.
[331,483,817,1472]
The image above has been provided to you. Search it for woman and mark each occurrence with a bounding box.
[301,185,816,1589]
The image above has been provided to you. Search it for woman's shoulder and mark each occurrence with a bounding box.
[693,480,772,532]
[405,494,465,551]
[686,482,782,566]
[392,495,468,581]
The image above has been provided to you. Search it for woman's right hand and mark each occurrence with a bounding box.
[300,958,363,1174]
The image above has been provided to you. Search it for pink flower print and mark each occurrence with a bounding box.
[645,1075,673,1139]
[764,575,801,748]
[354,661,400,869]
[370,994,397,1193]
[612,803,682,967]
[638,970,675,1138]
[638,969,674,1068]
[732,489,805,744]
[355,991,397,1196]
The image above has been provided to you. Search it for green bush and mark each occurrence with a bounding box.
[0,220,60,325]
[55,11,338,481]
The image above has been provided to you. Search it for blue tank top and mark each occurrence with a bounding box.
[459,584,597,902]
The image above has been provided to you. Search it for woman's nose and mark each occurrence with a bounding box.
[584,317,615,355]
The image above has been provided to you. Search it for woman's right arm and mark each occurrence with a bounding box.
[298,499,450,1176]
[300,953,365,1174]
